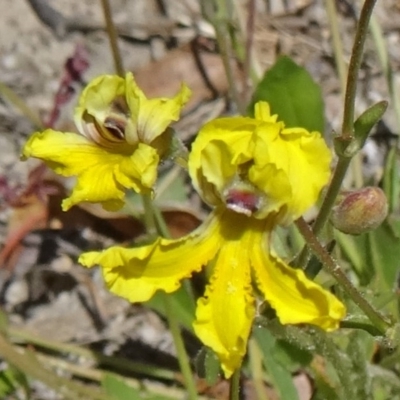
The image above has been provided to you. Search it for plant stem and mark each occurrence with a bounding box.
[0,81,44,129]
[205,0,245,113]
[0,332,107,400]
[324,0,347,96]
[140,196,199,399]
[242,0,256,105]
[295,217,391,334]
[298,0,378,270]
[8,326,177,381]
[229,368,241,400]
[341,0,377,140]
[164,294,199,400]
[249,339,268,400]
[100,0,124,77]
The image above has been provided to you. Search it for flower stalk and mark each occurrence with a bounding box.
[299,0,378,271]
[295,217,391,334]
[100,0,124,77]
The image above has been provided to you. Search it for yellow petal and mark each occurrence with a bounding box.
[193,211,256,378]
[251,225,346,331]
[252,123,332,223]
[188,118,258,207]
[125,73,191,144]
[22,129,159,210]
[254,101,279,123]
[79,212,221,303]
[74,74,126,133]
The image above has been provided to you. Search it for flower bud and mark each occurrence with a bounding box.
[331,187,388,235]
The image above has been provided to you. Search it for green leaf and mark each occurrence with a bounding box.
[250,56,324,132]
[0,366,30,399]
[102,374,174,400]
[383,146,400,213]
[272,340,313,372]
[194,347,221,385]
[346,331,374,399]
[253,326,299,400]
[336,219,400,291]
[102,375,140,400]
[352,101,388,152]
[335,101,388,157]
[145,282,196,332]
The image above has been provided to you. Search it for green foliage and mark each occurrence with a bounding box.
[146,282,196,332]
[0,366,30,399]
[194,346,221,386]
[335,101,388,157]
[102,374,174,400]
[249,56,324,132]
[253,326,300,400]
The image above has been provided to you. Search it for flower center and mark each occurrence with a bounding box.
[81,97,134,149]
[222,177,266,217]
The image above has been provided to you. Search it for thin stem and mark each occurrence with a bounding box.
[242,0,256,105]
[324,0,347,96]
[0,333,107,400]
[229,368,241,400]
[341,0,377,139]
[249,339,268,400]
[206,0,245,113]
[100,0,124,77]
[164,294,199,400]
[298,0,378,270]
[140,197,198,399]
[295,217,391,334]
[369,15,400,147]
[0,81,43,129]
[298,156,351,269]
[313,157,352,236]
[8,326,177,381]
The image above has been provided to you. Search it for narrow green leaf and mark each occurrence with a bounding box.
[250,56,324,132]
[146,282,196,332]
[383,146,400,213]
[253,326,299,400]
[336,101,388,157]
[194,347,221,385]
[102,374,174,400]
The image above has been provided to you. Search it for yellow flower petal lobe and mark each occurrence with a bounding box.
[193,211,257,378]
[22,129,159,211]
[251,224,346,331]
[79,212,221,303]
[125,73,191,144]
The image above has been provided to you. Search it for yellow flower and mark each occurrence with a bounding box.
[79,102,346,377]
[21,73,191,211]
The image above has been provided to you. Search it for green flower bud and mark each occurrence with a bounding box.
[331,187,388,235]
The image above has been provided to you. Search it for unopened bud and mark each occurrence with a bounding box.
[331,187,388,235]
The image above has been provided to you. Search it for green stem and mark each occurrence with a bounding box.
[100,0,124,77]
[340,318,382,336]
[295,217,391,334]
[0,332,107,400]
[229,368,241,400]
[369,15,400,147]
[341,0,377,140]
[0,81,43,129]
[324,0,347,96]
[140,196,199,399]
[205,0,245,114]
[164,294,199,400]
[8,326,177,382]
[248,339,268,400]
[313,156,352,236]
[298,156,351,269]
[298,0,378,270]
